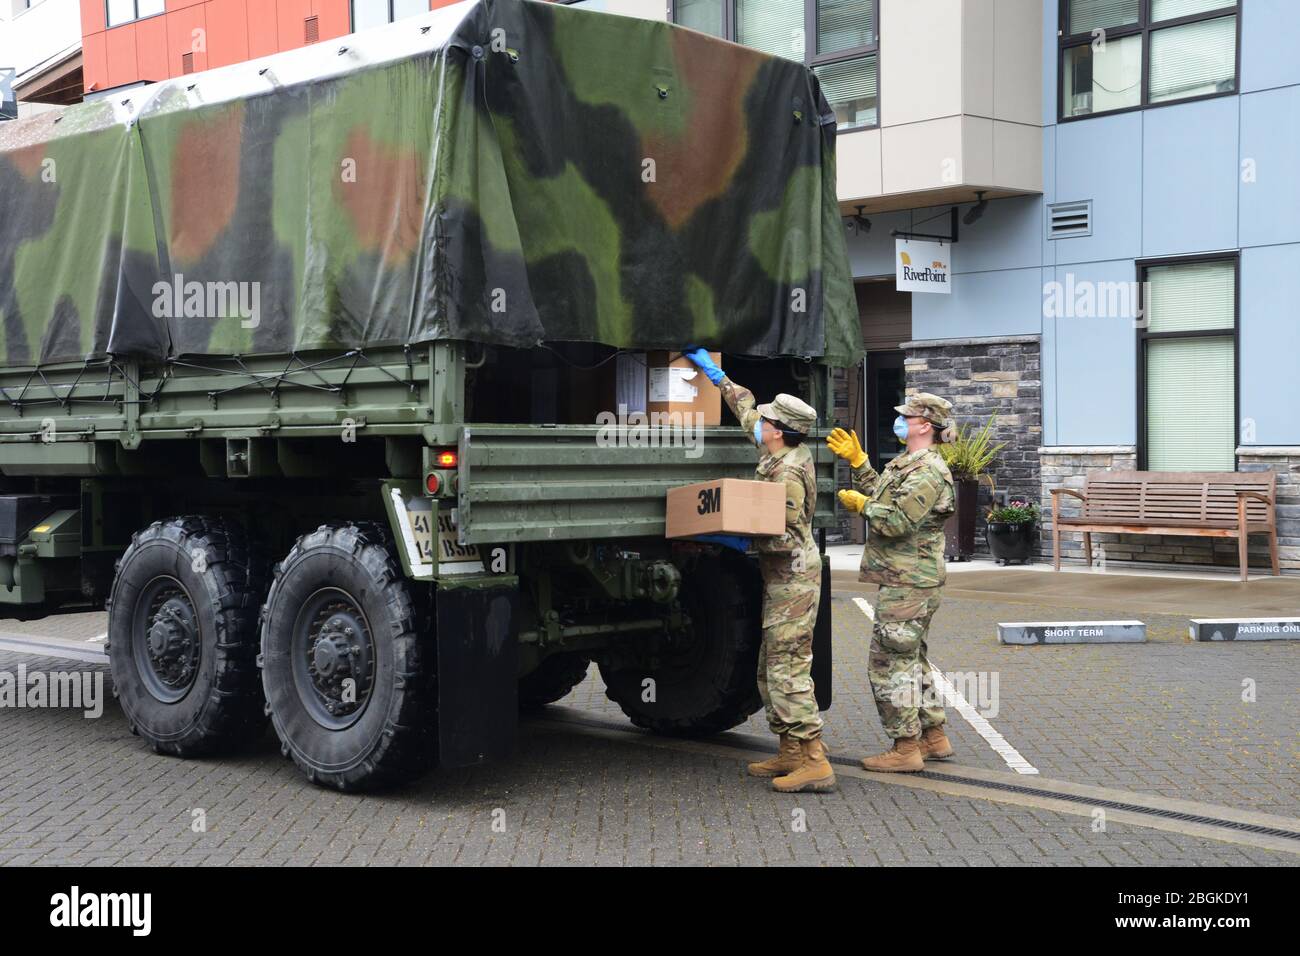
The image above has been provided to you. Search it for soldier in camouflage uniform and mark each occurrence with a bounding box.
[828,393,957,773]
[684,349,834,793]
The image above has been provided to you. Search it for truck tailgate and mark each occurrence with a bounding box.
[456,425,836,546]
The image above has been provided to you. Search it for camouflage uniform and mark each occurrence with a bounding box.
[852,413,955,740]
[718,378,823,741]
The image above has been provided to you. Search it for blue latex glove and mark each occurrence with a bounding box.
[692,534,750,553]
[682,347,725,386]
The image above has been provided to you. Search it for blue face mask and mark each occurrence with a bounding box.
[754,420,765,446]
[893,416,910,442]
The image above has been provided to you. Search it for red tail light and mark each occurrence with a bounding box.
[425,472,441,494]
[435,449,458,468]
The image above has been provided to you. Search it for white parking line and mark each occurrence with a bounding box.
[851,595,1039,775]
[86,633,107,643]
[926,668,1038,774]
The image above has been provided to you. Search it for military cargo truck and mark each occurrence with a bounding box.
[0,0,859,789]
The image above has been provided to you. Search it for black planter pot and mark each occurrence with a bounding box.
[986,521,1036,565]
[943,479,979,561]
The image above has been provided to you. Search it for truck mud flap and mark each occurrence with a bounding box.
[813,561,832,711]
[435,580,519,768]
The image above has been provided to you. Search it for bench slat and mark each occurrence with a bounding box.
[1055,470,1277,580]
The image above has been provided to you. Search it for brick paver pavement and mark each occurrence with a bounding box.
[0,587,1296,867]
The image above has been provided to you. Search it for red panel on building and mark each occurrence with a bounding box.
[82,30,109,93]
[312,0,354,42]
[134,14,170,83]
[79,0,106,35]
[206,0,253,69]
[277,0,314,51]
[104,22,139,91]
[165,5,210,78]
[246,0,281,60]
[83,0,467,95]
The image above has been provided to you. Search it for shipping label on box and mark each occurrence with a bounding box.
[649,366,700,404]
[646,351,721,426]
[665,478,786,538]
[614,352,647,414]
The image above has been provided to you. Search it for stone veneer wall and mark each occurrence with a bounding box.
[1040,446,1300,573]
[902,335,1043,554]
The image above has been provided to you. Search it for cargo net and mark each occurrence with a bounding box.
[0,350,418,416]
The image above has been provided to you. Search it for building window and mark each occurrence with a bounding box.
[669,0,879,131]
[106,0,164,28]
[1060,0,1237,120]
[352,0,429,33]
[1138,257,1237,471]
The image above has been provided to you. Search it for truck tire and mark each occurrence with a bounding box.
[107,516,269,756]
[598,553,762,737]
[259,522,434,791]
[518,653,589,710]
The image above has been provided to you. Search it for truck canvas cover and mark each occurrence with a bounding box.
[0,0,858,367]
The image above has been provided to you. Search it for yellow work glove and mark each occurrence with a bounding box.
[837,489,869,514]
[826,427,868,469]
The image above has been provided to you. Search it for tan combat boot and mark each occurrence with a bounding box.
[860,735,924,773]
[918,725,954,760]
[772,738,837,793]
[747,734,802,778]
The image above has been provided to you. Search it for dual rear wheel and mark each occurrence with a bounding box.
[109,519,433,791]
[109,520,764,789]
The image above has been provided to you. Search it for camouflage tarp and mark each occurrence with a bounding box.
[0,0,859,367]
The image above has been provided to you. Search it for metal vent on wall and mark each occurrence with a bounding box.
[305,16,320,43]
[1048,200,1091,239]
[181,53,194,75]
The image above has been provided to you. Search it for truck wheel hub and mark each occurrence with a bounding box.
[311,627,354,680]
[297,597,375,728]
[134,583,201,702]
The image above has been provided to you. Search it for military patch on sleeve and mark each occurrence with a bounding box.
[899,480,937,523]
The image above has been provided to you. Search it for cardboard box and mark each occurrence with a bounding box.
[646,350,721,426]
[665,478,786,539]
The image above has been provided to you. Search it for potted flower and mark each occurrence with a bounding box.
[986,498,1039,565]
[938,417,1004,561]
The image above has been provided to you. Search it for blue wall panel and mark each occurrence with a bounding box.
[1040,266,1058,445]
[1053,112,1143,265]
[844,209,912,279]
[1240,0,1300,93]
[1141,97,1239,258]
[1239,85,1300,249]
[1049,261,1139,446]
[911,267,1043,341]
[952,194,1044,275]
[1239,243,1300,446]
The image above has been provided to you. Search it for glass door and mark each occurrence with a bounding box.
[864,350,905,470]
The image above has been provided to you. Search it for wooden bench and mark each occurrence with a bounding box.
[1051,471,1279,581]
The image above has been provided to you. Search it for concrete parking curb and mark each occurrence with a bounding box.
[997,620,1146,644]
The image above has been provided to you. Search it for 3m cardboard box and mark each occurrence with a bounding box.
[646,351,721,426]
[665,478,785,538]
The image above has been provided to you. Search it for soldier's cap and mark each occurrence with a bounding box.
[895,392,953,428]
[756,393,817,434]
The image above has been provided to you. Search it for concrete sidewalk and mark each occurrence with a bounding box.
[826,545,1300,617]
